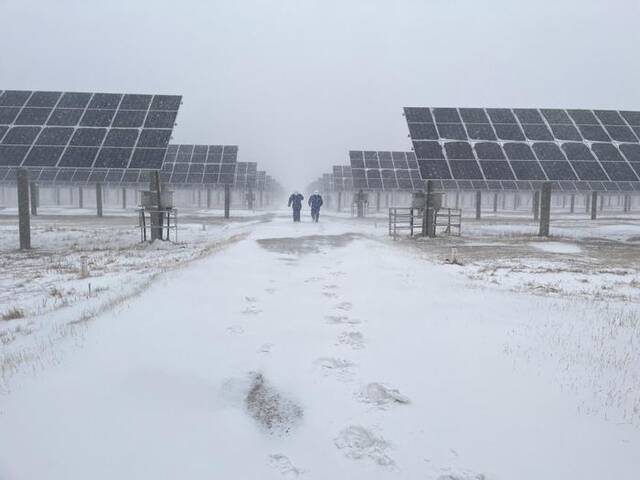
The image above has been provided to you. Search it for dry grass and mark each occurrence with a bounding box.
[49,287,64,298]
[1,308,25,321]
[0,231,249,392]
[506,300,640,425]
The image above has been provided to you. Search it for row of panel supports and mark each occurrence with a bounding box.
[467,187,552,236]
[325,190,637,219]
[473,188,616,236]
[445,191,635,216]
[11,169,238,249]
[2,183,261,214]
[328,187,635,239]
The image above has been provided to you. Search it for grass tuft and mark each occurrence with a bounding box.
[1,308,25,321]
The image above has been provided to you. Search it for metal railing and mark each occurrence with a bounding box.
[388,207,461,239]
[351,201,370,217]
[138,208,179,242]
[389,208,423,238]
[435,208,462,236]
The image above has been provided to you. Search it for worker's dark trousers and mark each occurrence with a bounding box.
[311,208,320,222]
[293,207,301,222]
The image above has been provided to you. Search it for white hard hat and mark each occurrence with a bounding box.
[314,190,319,194]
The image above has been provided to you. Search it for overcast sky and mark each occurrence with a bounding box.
[2,0,639,189]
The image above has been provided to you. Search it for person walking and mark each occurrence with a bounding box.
[288,191,304,222]
[308,190,323,222]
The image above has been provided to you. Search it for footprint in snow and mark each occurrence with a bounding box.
[279,257,298,266]
[357,382,410,407]
[335,301,352,311]
[304,276,324,284]
[434,467,487,480]
[265,287,277,295]
[325,315,361,325]
[336,331,365,350]
[322,291,338,299]
[242,305,262,315]
[314,357,356,381]
[267,454,305,478]
[226,325,245,335]
[258,343,273,354]
[334,425,394,467]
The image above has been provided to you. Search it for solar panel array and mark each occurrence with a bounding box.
[321,173,335,192]
[332,165,354,191]
[349,151,423,191]
[0,90,181,171]
[256,171,266,189]
[404,107,640,191]
[234,162,257,188]
[160,144,237,185]
[266,174,284,194]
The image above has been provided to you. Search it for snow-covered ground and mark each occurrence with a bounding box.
[1,210,639,479]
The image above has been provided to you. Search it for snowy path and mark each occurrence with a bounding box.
[1,214,638,479]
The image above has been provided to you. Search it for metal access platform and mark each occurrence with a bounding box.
[137,189,178,242]
[138,207,179,242]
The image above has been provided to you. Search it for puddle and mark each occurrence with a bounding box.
[257,234,361,255]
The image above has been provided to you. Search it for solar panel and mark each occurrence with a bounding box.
[405,107,640,190]
[332,165,344,191]
[256,171,266,189]
[348,151,421,191]
[233,161,258,188]
[162,144,238,185]
[0,90,181,170]
[321,173,335,192]
[246,162,258,189]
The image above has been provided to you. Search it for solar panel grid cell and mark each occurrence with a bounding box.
[348,151,421,191]
[163,144,238,185]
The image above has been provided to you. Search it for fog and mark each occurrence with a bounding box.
[2,0,639,190]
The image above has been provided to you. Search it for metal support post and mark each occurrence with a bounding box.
[29,182,38,216]
[224,184,231,218]
[538,182,552,237]
[17,169,31,249]
[96,182,103,217]
[150,171,163,241]
[585,193,590,213]
[422,180,433,237]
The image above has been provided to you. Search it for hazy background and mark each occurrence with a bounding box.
[2,0,639,190]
